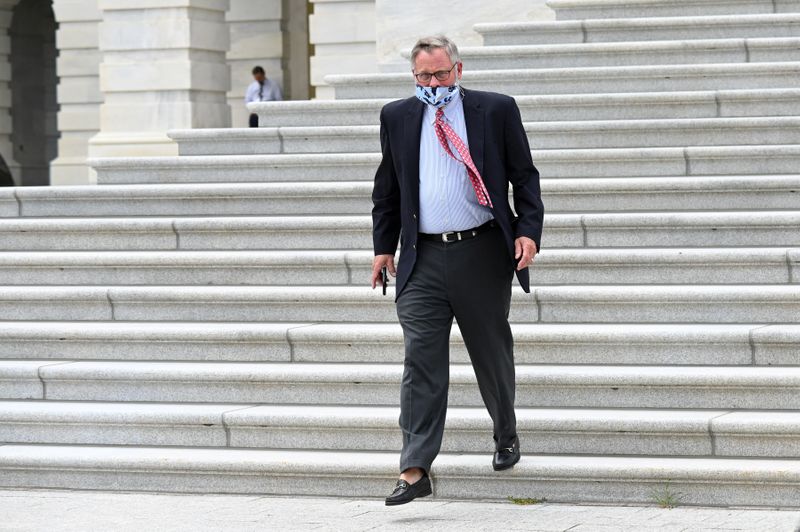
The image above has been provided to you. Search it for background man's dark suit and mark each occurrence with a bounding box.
[372,87,544,300]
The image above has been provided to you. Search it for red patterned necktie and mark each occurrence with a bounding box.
[434,107,493,208]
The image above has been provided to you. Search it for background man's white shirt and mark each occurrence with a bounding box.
[245,79,282,105]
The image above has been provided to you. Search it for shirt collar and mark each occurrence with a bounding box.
[425,88,462,125]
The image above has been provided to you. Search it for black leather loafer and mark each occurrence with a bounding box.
[384,472,432,506]
[493,436,521,471]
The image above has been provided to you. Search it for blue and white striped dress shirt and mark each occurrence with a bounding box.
[418,90,494,234]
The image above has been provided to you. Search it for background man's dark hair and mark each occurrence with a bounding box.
[252,66,265,75]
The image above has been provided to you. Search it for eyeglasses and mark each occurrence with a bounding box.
[413,63,458,83]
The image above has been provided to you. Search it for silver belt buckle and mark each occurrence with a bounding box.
[441,231,455,243]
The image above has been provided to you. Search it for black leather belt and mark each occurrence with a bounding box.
[418,219,497,243]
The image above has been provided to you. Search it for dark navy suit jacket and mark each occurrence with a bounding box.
[371,88,544,300]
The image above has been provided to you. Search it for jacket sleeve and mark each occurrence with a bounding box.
[371,106,402,256]
[504,98,544,253]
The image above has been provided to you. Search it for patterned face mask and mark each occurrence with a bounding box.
[414,82,459,108]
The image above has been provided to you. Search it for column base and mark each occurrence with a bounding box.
[50,156,96,186]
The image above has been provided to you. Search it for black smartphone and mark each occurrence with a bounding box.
[381,266,388,296]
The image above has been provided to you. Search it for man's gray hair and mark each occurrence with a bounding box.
[410,35,461,68]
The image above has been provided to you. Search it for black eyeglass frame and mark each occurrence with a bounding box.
[413,62,459,83]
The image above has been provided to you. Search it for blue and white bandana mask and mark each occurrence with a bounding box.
[415,82,459,108]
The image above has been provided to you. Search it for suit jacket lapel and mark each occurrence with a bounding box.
[462,89,485,179]
[404,98,425,213]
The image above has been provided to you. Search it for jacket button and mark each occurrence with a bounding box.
[412,214,417,220]
[412,244,416,250]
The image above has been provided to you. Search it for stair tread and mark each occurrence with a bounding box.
[3,444,800,474]
[2,401,798,432]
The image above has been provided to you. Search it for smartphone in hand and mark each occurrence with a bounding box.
[381,266,388,296]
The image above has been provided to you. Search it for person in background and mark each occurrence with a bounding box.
[245,66,283,128]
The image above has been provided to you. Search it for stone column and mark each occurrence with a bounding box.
[51,0,102,186]
[280,0,310,101]
[309,0,376,99]
[375,0,554,72]
[0,0,20,185]
[88,0,231,162]
[226,0,283,128]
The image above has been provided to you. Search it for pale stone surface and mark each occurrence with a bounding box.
[0,247,792,287]
[224,405,719,455]
[11,181,373,217]
[290,322,755,366]
[226,0,283,127]
[89,0,231,160]
[309,0,377,98]
[375,0,554,71]
[1,488,799,532]
[249,88,800,126]
[168,116,800,154]
[0,321,301,361]
[327,62,800,99]
[91,144,800,184]
[456,38,800,71]
[0,401,243,446]
[51,0,102,186]
[7,176,797,218]
[548,0,800,21]
[476,13,800,46]
[0,251,352,286]
[7,447,800,507]
[24,360,800,409]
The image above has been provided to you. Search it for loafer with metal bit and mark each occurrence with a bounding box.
[493,436,521,471]
[384,472,432,506]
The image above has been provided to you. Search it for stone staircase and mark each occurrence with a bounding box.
[2,0,800,506]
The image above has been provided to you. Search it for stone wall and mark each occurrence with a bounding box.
[308,0,376,99]
[87,0,232,163]
[51,0,102,186]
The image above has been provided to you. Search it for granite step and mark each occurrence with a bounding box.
[284,322,798,366]
[2,182,376,218]
[457,38,800,70]
[5,176,800,218]
[475,13,800,45]
[249,89,800,127]
[2,401,798,458]
[546,0,800,20]
[0,211,797,251]
[2,445,800,505]
[91,145,800,183]
[326,62,800,100]
[544,175,800,212]
[0,285,798,323]
[2,321,794,365]
[0,247,794,286]
[8,360,800,408]
[168,117,800,156]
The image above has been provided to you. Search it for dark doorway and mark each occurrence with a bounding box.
[10,0,58,186]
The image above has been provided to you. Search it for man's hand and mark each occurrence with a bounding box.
[514,237,538,271]
[371,254,396,289]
